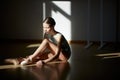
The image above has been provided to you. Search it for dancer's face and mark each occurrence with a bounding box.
[43,23,52,34]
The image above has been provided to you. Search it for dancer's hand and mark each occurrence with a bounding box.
[36,60,44,67]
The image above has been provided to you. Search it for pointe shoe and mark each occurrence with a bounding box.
[20,60,29,66]
[20,57,32,66]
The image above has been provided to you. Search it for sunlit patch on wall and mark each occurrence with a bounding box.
[51,1,71,40]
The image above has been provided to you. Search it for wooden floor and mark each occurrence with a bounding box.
[0,41,120,80]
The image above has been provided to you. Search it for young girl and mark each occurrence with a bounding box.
[20,17,71,66]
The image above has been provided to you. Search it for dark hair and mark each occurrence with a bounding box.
[43,17,56,27]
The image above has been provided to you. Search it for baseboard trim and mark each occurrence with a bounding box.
[1,39,119,45]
